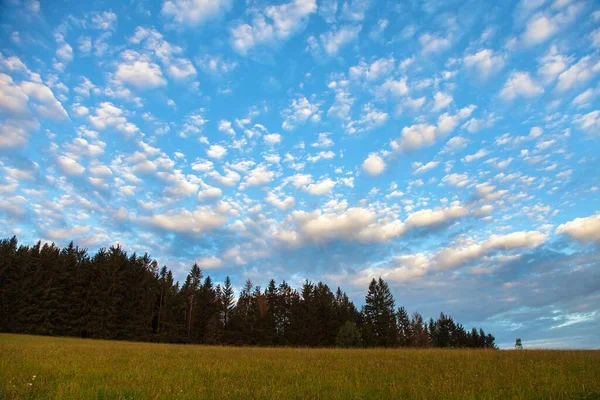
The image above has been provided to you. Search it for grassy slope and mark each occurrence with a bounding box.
[1,334,599,399]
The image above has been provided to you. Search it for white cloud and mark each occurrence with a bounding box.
[88,161,112,177]
[405,204,468,228]
[556,213,600,243]
[442,173,470,187]
[191,159,214,172]
[591,28,600,48]
[64,137,106,158]
[432,91,453,111]
[463,149,488,162]
[265,192,296,210]
[264,133,282,145]
[228,160,256,173]
[162,0,232,25]
[391,124,437,152]
[341,0,371,21]
[442,136,469,153]
[419,33,451,53]
[278,202,471,247]
[327,79,353,120]
[240,164,275,189]
[218,120,236,135]
[139,206,228,235]
[571,89,596,108]
[463,49,505,78]
[574,110,600,132]
[91,11,117,30]
[89,102,139,136]
[207,144,227,159]
[0,70,67,122]
[345,104,388,134]
[231,0,317,54]
[27,0,40,13]
[56,155,85,176]
[391,106,475,152]
[19,81,68,120]
[56,43,73,62]
[312,132,334,148]
[521,3,583,46]
[530,126,543,137]
[197,185,222,200]
[499,72,544,100]
[369,18,388,40]
[307,150,335,162]
[362,153,385,176]
[474,205,494,216]
[461,113,497,133]
[0,74,31,116]
[537,45,570,84]
[208,168,241,186]
[310,24,362,56]
[349,56,395,81]
[522,14,555,45]
[43,225,91,241]
[197,55,238,75]
[287,173,313,188]
[78,37,92,54]
[0,120,36,149]
[353,253,429,285]
[555,56,597,93]
[116,61,167,90]
[412,160,439,174]
[282,96,320,130]
[166,58,197,80]
[434,230,547,270]
[304,177,336,195]
[378,78,409,98]
[285,207,377,244]
[180,109,208,138]
[196,256,223,269]
[71,104,89,117]
[356,230,545,283]
[400,96,426,112]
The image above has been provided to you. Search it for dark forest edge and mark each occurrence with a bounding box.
[0,237,496,348]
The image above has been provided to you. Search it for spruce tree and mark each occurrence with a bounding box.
[363,278,397,347]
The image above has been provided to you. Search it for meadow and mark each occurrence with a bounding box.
[1,334,599,399]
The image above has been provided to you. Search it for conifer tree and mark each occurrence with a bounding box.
[396,306,411,347]
[363,278,397,347]
[0,236,497,349]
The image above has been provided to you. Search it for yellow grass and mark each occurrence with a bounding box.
[1,333,599,399]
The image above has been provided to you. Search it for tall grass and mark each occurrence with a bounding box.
[1,333,599,399]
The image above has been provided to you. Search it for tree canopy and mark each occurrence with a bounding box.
[0,236,496,349]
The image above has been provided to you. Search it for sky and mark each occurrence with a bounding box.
[1,0,599,349]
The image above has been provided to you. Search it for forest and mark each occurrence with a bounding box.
[0,236,496,348]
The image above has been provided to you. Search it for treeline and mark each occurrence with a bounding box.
[0,237,496,348]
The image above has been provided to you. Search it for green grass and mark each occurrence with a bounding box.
[1,334,599,399]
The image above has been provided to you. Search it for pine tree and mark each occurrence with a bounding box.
[220,276,235,342]
[396,306,411,347]
[410,312,429,347]
[363,278,397,347]
[182,264,202,341]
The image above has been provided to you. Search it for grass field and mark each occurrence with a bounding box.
[1,334,599,399]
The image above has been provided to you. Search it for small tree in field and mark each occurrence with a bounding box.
[336,321,362,348]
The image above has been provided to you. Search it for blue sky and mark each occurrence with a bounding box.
[1,0,599,348]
